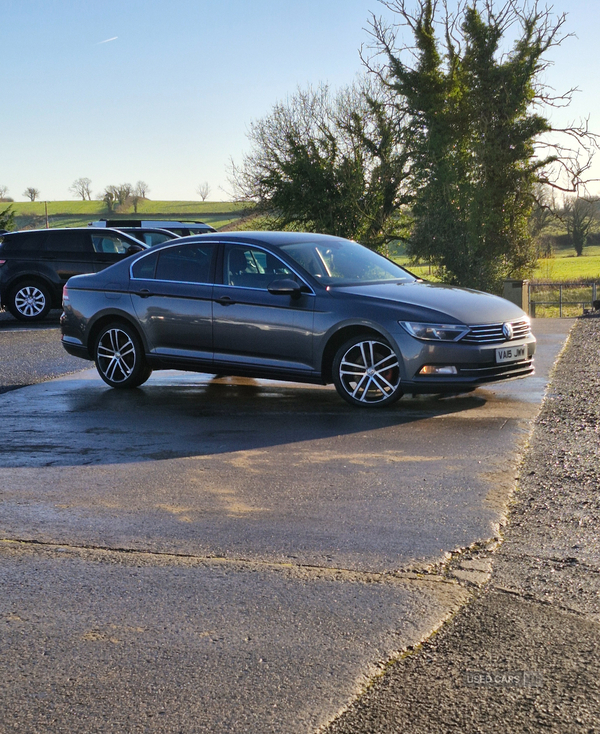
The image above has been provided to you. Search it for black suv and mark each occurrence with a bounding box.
[0,227,145,321]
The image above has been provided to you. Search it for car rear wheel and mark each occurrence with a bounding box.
[8,281,52,321]
[332,334,402,407]
[94,322,152,389]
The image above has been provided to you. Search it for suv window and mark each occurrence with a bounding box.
[0,231,47,253]
[91,234,132,255]
[45,231,93,253]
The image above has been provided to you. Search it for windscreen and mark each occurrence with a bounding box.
[280,239,416,286]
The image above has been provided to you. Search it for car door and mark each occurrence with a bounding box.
[212,243,315,374]
[43,230,97,284]
[90,232,138,271]
[130,241,216,362]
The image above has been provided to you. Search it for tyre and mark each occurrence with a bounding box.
[332,334,403,407]
[94,322,152,389]
[7,281,52,321]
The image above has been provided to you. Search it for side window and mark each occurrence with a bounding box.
[91,234,131,255]
[131,251,158,279]
[143,232,172,247]
[155,243,215,283]
[45,231,93,253]
[0,232,46,253]
[224,245,293,288]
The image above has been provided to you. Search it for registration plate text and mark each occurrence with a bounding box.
[496,344,526,363]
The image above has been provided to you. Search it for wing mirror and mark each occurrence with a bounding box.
[267,278,304,299]
[125,243,145,256]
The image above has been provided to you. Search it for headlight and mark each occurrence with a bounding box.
[400,322,469,342]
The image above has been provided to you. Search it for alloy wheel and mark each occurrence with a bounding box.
[14,285,47,318]
[337,339,401,405]
[96,327,137,384]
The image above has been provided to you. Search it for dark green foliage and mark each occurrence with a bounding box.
[0,204,15,231]
[563,196,597,256]
[373,1,565,293]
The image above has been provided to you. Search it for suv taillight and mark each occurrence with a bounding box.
[62,285,70,304]
[0,260,5,266]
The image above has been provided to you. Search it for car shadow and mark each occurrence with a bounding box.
[0,373,493,468]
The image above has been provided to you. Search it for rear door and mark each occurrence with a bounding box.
[130,241,217,362]
[43,230,97,284]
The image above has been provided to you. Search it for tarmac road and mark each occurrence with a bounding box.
[0,315,573,733]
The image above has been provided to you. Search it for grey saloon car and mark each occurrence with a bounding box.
[60,231,535,407]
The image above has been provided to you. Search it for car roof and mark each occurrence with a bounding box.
[153,231,350,249]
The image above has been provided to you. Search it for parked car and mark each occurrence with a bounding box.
[0,227,145,321]
[112,227,179,247]
[89,219,216,235]
[60,231,535,407]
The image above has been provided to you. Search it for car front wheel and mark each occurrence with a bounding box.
[8,281,52,321]
[332,334,402,407]
[94,322,152,389]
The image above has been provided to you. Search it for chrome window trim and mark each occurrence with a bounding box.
[129,240,218,285]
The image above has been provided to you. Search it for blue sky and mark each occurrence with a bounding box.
[2,0,600,202]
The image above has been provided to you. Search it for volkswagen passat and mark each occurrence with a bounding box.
[60,231,535,407]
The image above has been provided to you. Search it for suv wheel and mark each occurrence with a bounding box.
[332,334,403,407]
[8,281,52,321]
[94,322,152,389]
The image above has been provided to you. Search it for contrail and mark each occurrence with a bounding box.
[97,36,118,44]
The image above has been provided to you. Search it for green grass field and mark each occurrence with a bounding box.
[6,200,249,231]
[394,243,600,283]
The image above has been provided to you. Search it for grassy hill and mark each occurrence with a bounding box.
[6,200,248,231]
[5,200,600,283]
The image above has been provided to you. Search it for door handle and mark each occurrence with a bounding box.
[216,295,235,306]
[135,289,153,298]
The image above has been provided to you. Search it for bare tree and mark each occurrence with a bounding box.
[197,182,211,201]
[69,178,92,201]
[134,181,149,199]
[0,185,9,200]
[23,187,40,202]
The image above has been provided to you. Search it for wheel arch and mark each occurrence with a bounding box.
[320,324,390,384]
[87,312,148,359]
[3,274,58,309]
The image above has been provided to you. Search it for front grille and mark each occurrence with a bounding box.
[460,318,531,344]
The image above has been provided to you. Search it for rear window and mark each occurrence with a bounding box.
[0,231,47,253]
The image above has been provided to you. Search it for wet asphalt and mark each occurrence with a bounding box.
[0,314,578,733]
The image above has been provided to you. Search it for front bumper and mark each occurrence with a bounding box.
[390,330,536,393]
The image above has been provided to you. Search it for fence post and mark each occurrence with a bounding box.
[559,285,563,318]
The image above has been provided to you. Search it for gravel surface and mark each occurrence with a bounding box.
[324,315,600,733]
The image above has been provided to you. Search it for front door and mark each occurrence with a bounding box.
[212,244,315,375]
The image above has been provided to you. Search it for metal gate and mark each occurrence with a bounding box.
[528,282,599,317]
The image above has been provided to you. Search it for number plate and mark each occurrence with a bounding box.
[496,343,526,363]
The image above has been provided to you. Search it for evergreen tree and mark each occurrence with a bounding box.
[371,0,591,293]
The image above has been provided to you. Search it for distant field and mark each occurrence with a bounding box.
[394,241,600,284]
[6,200,249,231]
